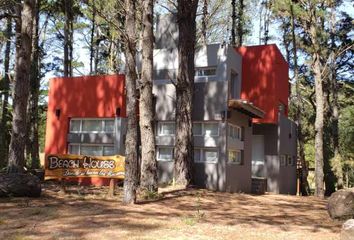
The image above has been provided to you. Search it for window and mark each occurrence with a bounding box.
[194,148,201,162]
[68,118,116,156]
[204,149,218,162]
[68,144,115,156]
[228,124,242,140]
[157,147,174,161]
[193,122,219,137]
[69,119,115,133]
[203,123,219,136]
[287,155,293,166]
[194,148,218,163]
[193,123,202,136]
[280,155,286,166]
[229,72,239,99]
[228,150,243,165]
[195,67,216,77]
[157,122,175,136]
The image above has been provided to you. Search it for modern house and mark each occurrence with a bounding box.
[45,10,296,194]
[44,43,297,194]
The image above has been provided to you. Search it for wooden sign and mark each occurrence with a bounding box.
[44,154,125,180]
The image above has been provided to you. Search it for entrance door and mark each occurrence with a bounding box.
[252,135,265,177]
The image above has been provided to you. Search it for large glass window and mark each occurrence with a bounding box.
[194,148,218,163]
[195,67,217,77]
[228,124,242,140]
[68,144,115,156]
[193,122,219,137]
[68,118,115,156]
[204,123,219,136]
[70,119,115,133]
[157,122,175,136]
[228,150,243,165]
[157,147,174,161]
[193,123,202,136]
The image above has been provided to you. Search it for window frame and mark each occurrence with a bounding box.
[69,118,115,134]
[193,122,219,137]
[228,149,243,165]
[228,123,243,140]
[68,143,115,156]
[195,67,217,77]
[194,148,218,163]
[156,147,174,161]
[157,122,176,136]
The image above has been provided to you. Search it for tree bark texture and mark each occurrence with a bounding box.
[310,19,325,197]
[0,16,12,168]
[329,4,343,189]
[139,0,157,192]
[123,0,139,204]
[231,0,236,45]
[174,0,198,186]
[236,0,244,46]
[63,0,73,77]
[27,0,40,169]
[7,0,35,173]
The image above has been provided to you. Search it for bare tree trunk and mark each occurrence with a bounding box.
[290,4,310,196]
[63,0,73,77]
[123,0,139,204]
[0,16,12,168]
[7,0,35,173]
[310,16,325,197]
[174,0,198,187]
[27,0,40,169]
[201,0,208,45]
[329,4,343,190]
[89,1,96,75]
[139,0,157,192]
[236,0,244,46]
[231,0,236,45]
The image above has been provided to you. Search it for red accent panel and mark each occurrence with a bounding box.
[235,44,289,124]
[44,74,126,186]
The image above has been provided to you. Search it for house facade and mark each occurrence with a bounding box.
[44,43,297,194]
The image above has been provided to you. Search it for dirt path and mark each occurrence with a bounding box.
[0,184,342,240]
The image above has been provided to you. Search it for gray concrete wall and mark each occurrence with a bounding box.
[225,111,252,193]
[253,124,280,193]
[278,114,297,195]
[252,116,297,195]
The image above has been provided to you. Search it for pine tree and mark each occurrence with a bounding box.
[139,0,157,193]
[174,0,199,186]
[7,0,35,173]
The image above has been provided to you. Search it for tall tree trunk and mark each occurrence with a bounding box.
[201,0,208,45]
[7,0,35,173]
[310,13,324,197]
[236,0,244,46]
[0,16,12,168]
[139,0,157,192]
[174,0,199,186]
[231,0,236,45]
[27,0,40,169]
[89,1,96,75]
[290,4,310,196]
[63,0,73,77]
[123,0,139,204]
[329,3,343,190]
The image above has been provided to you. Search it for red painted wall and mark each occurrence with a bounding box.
[235,44,289,124]
[44,74,126,185]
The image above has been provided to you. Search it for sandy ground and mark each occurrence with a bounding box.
[0,183,343,240]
